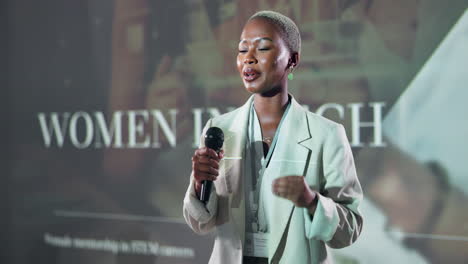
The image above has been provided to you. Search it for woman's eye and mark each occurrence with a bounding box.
[258,47,270,51]
[238,50,247,53]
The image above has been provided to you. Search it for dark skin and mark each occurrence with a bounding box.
[192,17,317,214]
[237,18,290,149]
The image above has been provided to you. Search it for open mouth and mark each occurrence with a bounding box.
[243,68,260,81]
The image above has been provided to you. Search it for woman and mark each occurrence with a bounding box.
[183,10,363,264]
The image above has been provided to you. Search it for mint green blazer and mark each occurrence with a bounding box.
[183,95,363,264]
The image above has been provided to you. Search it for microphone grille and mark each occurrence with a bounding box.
[204,127,224,151]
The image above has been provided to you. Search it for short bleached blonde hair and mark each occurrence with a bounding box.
[248,10,301,55]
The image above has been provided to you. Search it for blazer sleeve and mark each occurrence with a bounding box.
[182,119,219,235]
[303,123,364,248]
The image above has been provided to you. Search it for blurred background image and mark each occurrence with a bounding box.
[5,0,468,263]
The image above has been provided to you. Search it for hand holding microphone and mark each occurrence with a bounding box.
[191,127,224,203]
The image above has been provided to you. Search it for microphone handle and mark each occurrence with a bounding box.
[200,180,213,203]
[200,148,221,203]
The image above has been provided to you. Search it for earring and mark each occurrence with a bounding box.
[288,66,294,80]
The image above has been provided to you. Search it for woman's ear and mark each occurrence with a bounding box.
[288,52,300,68]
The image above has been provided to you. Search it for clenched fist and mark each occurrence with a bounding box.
[191,147,224,197]
[272,176,318,214]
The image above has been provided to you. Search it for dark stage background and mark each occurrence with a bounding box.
[5,0,468,263]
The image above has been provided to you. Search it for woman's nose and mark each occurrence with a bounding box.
[243,54,257,64]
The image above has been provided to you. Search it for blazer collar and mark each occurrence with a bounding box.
[283,95,313,149]
[225,94,312,144]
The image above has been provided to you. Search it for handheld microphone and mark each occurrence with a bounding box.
[200,127,224,203]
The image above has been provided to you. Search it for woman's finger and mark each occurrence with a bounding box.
[196,156,220,169]
[194,163,219,176]
[195,147,220,160]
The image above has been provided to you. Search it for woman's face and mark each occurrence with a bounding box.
[237,18,291,95]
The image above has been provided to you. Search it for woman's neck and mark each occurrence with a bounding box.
[253,90,289,124]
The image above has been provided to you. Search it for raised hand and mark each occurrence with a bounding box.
[272,175,318,214]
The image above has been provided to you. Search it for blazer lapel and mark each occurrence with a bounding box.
[268,96,313,260]
[221,96,253,246]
